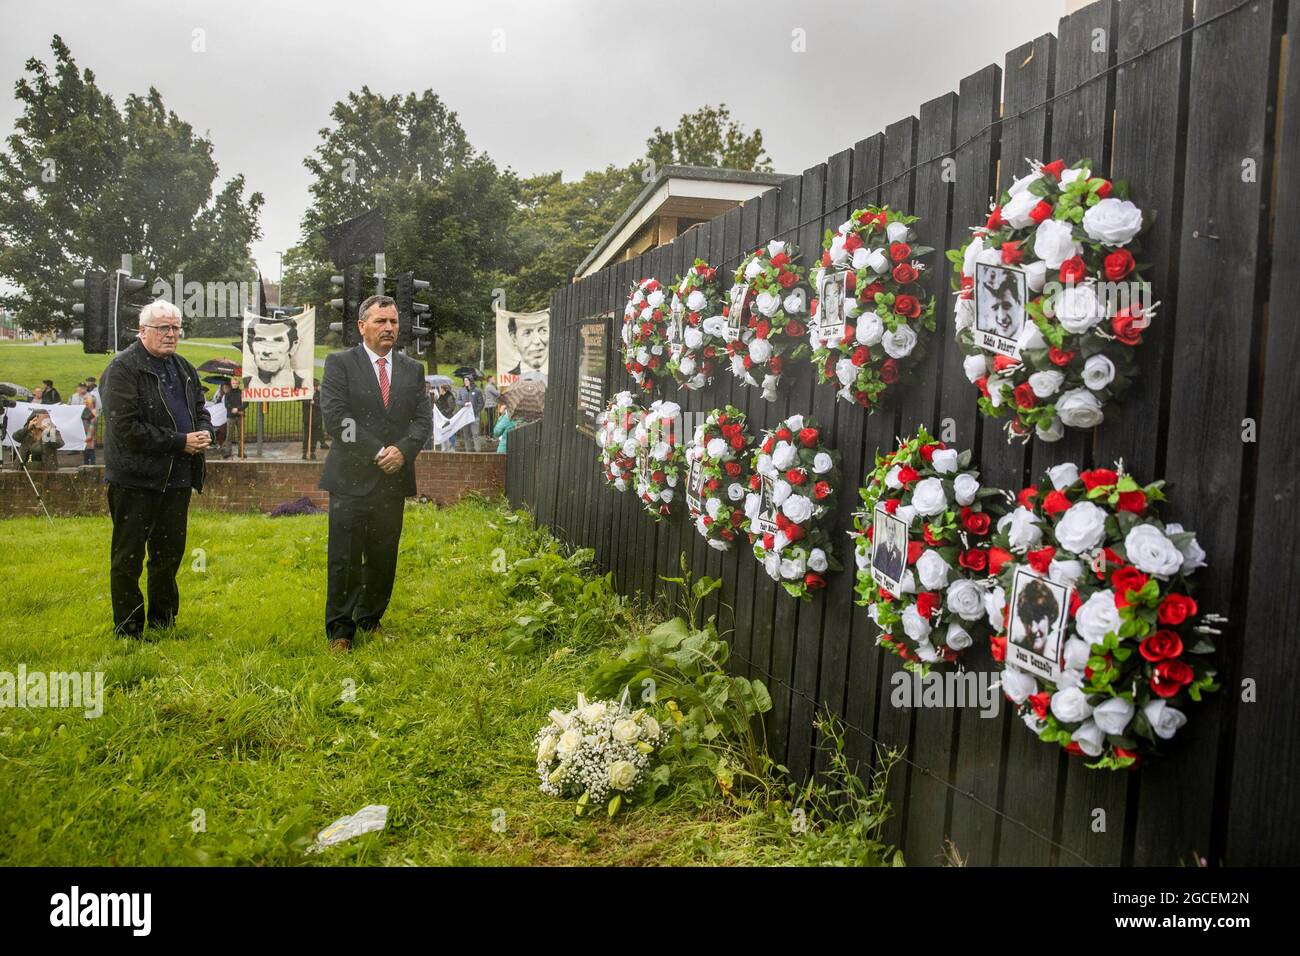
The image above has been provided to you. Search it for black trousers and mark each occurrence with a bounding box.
[107,483,192,634]
[325,483,406,642]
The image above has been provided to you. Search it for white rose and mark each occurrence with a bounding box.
[1143,699,1187,740]
[695,515,709,535]
[1075,590,1122,643]
[771,441,796,471]
[1082,354,1115,391]
[764,551,780,580]
[609,759,638,791]
[537,733,558,763]
[756,453,775,478]
[705,438,727,460]
[772,530,789,552]
[755,292,780,318]
[647,289,665,309]
[636,347,650,365]
[835,357,858,386]
[850,246,871,271]
[651,441,669,461]
[1056,388,1105,429]
[843,296,860,318]
[612,717,641,743]
[911,477,948,517]
[621,439,639,459]
[685,289,706,312]
[884,465,902,490]
[902,604,932,642]
[782,494,814,524]
[744,258,764,280]
[660,488,673,502]
[961,236,985,277]
[963,353,989,383]
[1036,417,1064,442]
[1063,636,1092,671]
[1024,259,1048,293]
[808,547,828,572]
[1028,369,1065,399]
[953,473,980,506]
[931,448,959,474]
[780,556,805,580]
[747,336,773,365]
[1049,558,1086,589]
[1006,507,1043,552]
[727,482,744,502]
[886,220,911,243]
[881,325,917,359]
[706,497,722,520]
[1071,720,1106,757]
[946,578,986,622]
[1033,218,1082,269]
[896,504,918,528]
[985,585,1006,630]
[556,729,582,756]
[955,296,976,332]
[1052,282,1103,334]
[1050,686,1094,723]
[1047,463,1080,490]
[1008,170,1043,195]
[702,315,727,337]
[865,248,890,274]
[772,479,792,506]
[1082,197,1143,246]
[1002,189,1041,228]
[914,640,940,663]
[678,355,697,376]
[744,493,761,520]
[1055,500,1108,553]
[1060,166,1090,185]
[768,239,786,258]
[812,452,833,474]
[1001,666,1037,705]
[856,313,884,345]
[640,715,661,739]
[785,415,805,431]
[916,549,951,590]
[783,292,805,315]
[1092,697,1135,736]
[683,327,703,349]
[1017,320,1047,352]
[1164,523,1208,574]
[945,622,973,651]
[896,569,916,594]
[1124,524,1184,578]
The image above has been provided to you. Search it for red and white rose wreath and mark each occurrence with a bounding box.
[987,462,1222,770]
[685,405,753,551]
[621,278,671,395]
[596,391,644,492]
[810,205,938,411]
[667,259,725,391]
[632,399,684,519]
[948,158,1154,442]
[725,240,810,402]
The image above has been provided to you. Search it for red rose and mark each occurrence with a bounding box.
[1151,659,1195,697]
[778,270,798,289]
[1026,546,1056,574]
[889,242,911,262]
[1139,629,1184,662]
[1048,346,1076,366]
[1116,489,1147,514]
[923,524,944,547]
[842,233,863,253]
[883,498,900,514]
[724,460,742,478]
[961,507,990,535]
[813,481,831,500]
[1058,255,1088,285]
[749,474,762,490]
[880,359,899,384]
[703,345,716,358]
[798,427,819,447]
[975,375,989,397]
[1001,240,1024,265]
[851,346,870,367]
[729,433,745,451]
[915,591,940,617]
[993,354,1020,373]
[1042,159,1067,178]
[1094,179,1113,198]
[897,465,920,486]
[1111,566,1149,603]
[762,533,775,550]
[775,427,792,442]
[651,470,665,484]
[770,251,790,268]
[1042,489,1072,517]
[1014,382,1036,409]
[1028,691,1051,719]
[861,282,884,301]
[785,522,805,542]
[786,468,806,485]
[855,392,873,407]
[1029,199,1053,224]
[892,261,919,283]
[893,294,922,318]
[768,356,784,374]
[1017,486,1038,509]
[804,572,827,590]
[706,478,720,491]
[919,442,944,462]
[990,636,1007,662]
[821,250,833,268]
[906,540,924,565]
[1104,248,1136,281]
[986,206,1004,231]
[1157,593,1198,626]
[729,510,744,526]
[958,548,988,572]
[1064,742,1085,756]
[1080,468,1119,491]
[987,547,1013,575]
[1112,306,1145,345]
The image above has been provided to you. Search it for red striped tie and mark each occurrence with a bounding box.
[377,356,390,407]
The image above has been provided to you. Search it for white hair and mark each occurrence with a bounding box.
[138,299,183,327]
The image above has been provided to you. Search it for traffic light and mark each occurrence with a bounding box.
[72,269,112,353]
[328,265,363,347]
[394,272,430,352]
[113,270,149,350]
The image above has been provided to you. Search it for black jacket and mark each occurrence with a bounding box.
[319,345,432,497]
[101,340,214,491]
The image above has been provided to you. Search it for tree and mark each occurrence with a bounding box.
[0,36,264,333]
[644,104,773,172]
[294,87,517,347]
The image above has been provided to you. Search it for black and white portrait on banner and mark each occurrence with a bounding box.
[1007,567,1071,680]
[668,296,685,360]
[818,270,848,341]
[686,457,704,514]
[240,307,315,401]
[725,283,749,343]
[754,473,779,536]
[974,261,1026,358]
[496,306,550,388]
[870,503,909,593]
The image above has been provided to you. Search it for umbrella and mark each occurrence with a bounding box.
[501,378,545,423]
[203,374,234,386]
[0,382,34,401]
[453,365,481,380]
[425,374,453,388]
[197,358,241,375]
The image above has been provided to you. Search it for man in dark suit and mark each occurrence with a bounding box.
[319,294,432,652]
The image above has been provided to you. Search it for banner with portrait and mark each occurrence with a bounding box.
[496,306,550,388]
[240,307,315,402]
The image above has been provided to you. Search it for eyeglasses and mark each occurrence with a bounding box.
[143,324,182,335]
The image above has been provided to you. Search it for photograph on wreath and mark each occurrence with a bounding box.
[974,262,1025,358]
[686,457,704,514]
[817,269,848,341]
[1006,566,1070,681]
[753,473,779,536]
[726,283,749,342]
[870,503,909,593]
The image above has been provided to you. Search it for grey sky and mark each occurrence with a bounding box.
[1,0,1065,282]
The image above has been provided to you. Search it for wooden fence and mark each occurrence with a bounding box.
[508,0,1299,866]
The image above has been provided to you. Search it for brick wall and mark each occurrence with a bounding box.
[0,451,505,518]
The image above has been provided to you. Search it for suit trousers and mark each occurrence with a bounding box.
[325,480,406,642]
[107,483,192,634]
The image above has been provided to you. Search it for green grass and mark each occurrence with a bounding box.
[0,497,822,866]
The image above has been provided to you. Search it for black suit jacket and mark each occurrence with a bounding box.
[319,346,432,497]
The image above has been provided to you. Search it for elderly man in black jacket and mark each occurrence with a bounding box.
[319,294,432,652]
[101,300,213,637]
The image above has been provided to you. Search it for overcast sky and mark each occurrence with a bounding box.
[1,0,1065,281]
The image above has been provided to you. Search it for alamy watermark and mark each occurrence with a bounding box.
[151,273,260,320]
[0,665,104,718]
[889,668,999,719]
